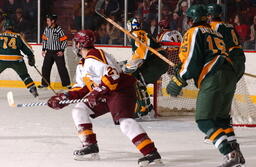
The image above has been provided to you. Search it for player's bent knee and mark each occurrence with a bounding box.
[119,118,145,140]
[72,102,94,128]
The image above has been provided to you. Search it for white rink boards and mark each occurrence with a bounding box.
[0,88,256,167]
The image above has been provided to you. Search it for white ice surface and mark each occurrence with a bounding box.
[0,88,255,167]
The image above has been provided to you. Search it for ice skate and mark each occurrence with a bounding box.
[73,144,100,161]
[204,136,211,144]
[138,151,163,167]
[29,86,39,98]
[136,110,156,122]
[230,142,245,165]
[217,150,245,167]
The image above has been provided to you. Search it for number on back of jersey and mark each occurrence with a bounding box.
[167,30,183,43]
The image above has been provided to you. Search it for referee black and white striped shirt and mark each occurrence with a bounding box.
[42,25,67,51]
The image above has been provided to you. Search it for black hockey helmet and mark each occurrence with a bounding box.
[186,4,207,23]
[207,4,222,18]
[46,14,57,21]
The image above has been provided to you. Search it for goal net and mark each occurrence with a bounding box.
[153,44,256,127]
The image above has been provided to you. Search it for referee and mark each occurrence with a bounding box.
[38,14,71,89]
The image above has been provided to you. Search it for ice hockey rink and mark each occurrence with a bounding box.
[0,88,255,167]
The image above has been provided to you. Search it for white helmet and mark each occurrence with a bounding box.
[127,18,140,31]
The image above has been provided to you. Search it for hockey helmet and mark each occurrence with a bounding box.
[127,18,140,31]
[207,4,222,17]
[46,14,57,21]
[186,4,207,23]
[73,30,95,55]
[158,19,170,29]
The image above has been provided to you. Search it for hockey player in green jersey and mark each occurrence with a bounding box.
[123,17,169,118]
[207,3,246,166]
[166,4,245,167]
[0,20,38,97]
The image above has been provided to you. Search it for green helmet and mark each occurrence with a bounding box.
[4,19,14,30]
[207,3,222,17]
[186,4,207,23]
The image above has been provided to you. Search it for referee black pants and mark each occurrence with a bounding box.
[41,50,70,86]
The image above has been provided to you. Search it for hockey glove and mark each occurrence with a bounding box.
[47,93,69,110]
[28,56,35,66]
[86,86,108,108]
[166,75,187,97]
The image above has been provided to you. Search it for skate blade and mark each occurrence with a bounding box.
[233,164,245,167]
[73,153,100,161]
[203,139,211,144]
[138,159,164,167]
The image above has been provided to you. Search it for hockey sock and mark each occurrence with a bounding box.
[215,118,237,143]
[21,75,35,89]
[77,123,97,146]
[119,118,157,155]
[132,133,157,156]
[72,103,96,146]
[197,120,233,155]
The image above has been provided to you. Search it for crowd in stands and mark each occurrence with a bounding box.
[1,0,256,49]
[0,0,37,41]
[68,0,256,49]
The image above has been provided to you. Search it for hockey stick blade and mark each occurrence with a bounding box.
[7,91,16,107]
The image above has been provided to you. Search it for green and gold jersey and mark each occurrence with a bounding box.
[130,29,160,61]
[179,25,228,88]
[209,21,244,57]
[0,31,34,61]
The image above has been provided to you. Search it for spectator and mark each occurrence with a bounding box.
[96,0,120,17]
[170,12,181,31]
[161,6,171,21]
[73,2,82,30]
[134,13,149,32]
[148,0,158,20]
[73,1,99,31]
[96,23,109,44]
[38,14,71,89]
[244,15,256,49]
[135,1,144,18]
[13,8,29,35]
[0,9,6,32]
[106,15,123,44]
[3,0,21,19]
[21,0,37,21]
[148,18,158,38]
[178,1,190,33]
[233,14,250,44]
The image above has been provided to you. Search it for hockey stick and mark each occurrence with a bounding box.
[95,10,175,67]
[244,72,256,78]
[6,91,88,108]
[33,65,57,95]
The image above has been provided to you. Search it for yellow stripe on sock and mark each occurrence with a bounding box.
[79,130,94,136]
[223,128,234,134]
[136,139,153,150]
[26,82,34,88]
[209,128,224,141]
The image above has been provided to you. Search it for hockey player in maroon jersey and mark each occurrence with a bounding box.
[47,30,162,166]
